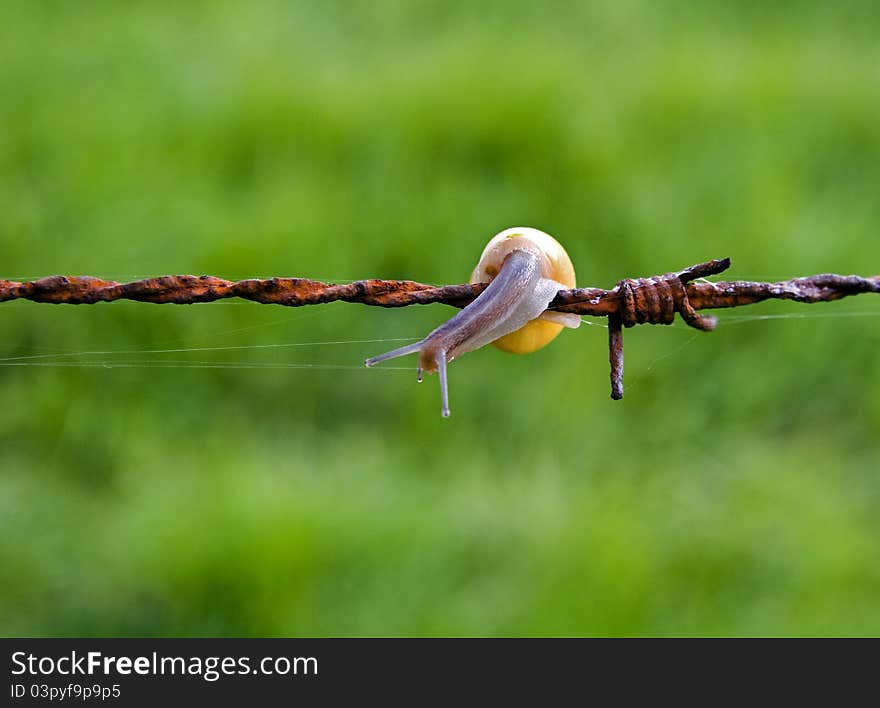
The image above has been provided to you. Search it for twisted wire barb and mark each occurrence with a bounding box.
[2,258,878,398]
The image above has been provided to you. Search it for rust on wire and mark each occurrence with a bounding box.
[1,258,878,399]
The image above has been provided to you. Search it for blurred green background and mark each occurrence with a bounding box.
[1,0,879,637]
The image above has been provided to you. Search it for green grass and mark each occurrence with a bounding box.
[1,0,879,636]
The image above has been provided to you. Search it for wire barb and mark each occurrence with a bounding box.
[608,258,729,399]
[2,259,878,400]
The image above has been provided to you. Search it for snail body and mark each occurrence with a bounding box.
[365,227,578,416]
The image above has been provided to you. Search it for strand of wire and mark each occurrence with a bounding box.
[2,259,877,400]
[2,262,878,315]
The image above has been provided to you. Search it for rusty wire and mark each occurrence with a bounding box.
[1,258,878,398]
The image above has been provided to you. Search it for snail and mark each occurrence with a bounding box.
[365,227,579,417]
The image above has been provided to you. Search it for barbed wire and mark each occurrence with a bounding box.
[2,258,878,398]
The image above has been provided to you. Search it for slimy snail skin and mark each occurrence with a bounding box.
[365,227,579,417]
